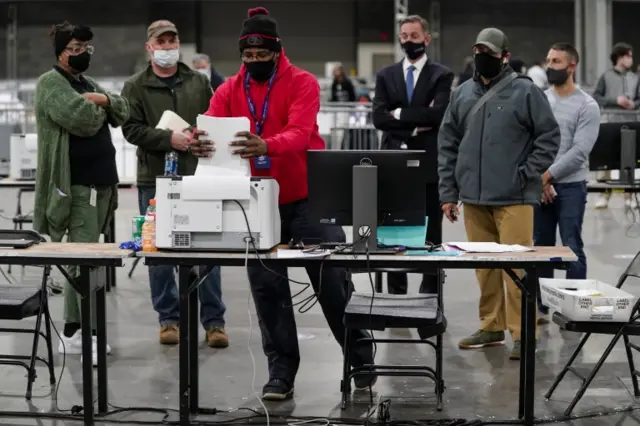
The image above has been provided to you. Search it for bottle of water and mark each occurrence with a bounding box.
[164,151,178,176]
[141,199,157,252]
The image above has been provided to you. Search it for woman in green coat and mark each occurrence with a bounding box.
[33,22,129,366]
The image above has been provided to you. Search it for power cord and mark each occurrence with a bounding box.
[244,238,271,426]
[0,207,32,222]
[1,391,638,425]
[623,172,640,238]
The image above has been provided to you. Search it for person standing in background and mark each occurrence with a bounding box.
[509,58,526,75]
[193,53,226,92]
[457,56,475,86]
[592,42,639,209]
[34,22,129,366]
[121,20,229,348]
[534,43,600,323]
[438,28,560,360]
[527,59,549,90]
[330,64,356,102]
[205,6,375,400]
[372,15,454,300]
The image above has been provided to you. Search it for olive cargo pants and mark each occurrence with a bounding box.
[50,185,113,327]
[462,204,536,341]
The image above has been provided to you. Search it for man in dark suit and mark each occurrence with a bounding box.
[373,14,454,295]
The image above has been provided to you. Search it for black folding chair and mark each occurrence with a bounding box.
[341,269,446,410]
[8,188,34,274]
[0,229,56,399]
[127,257,142,278]
[545,251,640,416]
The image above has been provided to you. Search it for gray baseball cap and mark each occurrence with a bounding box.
[474,27,508,53]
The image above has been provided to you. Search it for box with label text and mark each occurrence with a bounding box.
[540,279,638,322]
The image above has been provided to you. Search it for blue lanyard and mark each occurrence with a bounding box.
[244,69,277,136]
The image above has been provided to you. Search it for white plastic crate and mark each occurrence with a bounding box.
[539,279,638,322]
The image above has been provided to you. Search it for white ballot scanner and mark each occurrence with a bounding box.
[155,115,281,251]
[154,174,281,252]
[10,134,38,180]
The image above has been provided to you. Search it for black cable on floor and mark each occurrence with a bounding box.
[2,404,639,426]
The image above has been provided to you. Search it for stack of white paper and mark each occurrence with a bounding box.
[195,115,251,177]
[444,242,535,253]
[156,110,190,131]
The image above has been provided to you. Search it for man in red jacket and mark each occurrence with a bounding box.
[205,7,374,401]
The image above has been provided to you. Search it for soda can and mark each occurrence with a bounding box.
[164,151,178,176]
[132,216,145,245]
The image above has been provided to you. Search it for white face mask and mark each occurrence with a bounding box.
[196,68,211,79]
[153,49,179,68]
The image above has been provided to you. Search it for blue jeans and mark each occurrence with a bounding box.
[534,181,587,313]
[138,186,226,328]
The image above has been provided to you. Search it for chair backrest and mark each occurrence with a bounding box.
[631,299,640,323]
[615,250,640,288]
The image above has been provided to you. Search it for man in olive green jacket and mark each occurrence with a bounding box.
[34,22,129,366]
[121,20,228,348]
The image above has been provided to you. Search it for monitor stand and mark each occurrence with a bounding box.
[352,164,378,254]
[620,126,637,186]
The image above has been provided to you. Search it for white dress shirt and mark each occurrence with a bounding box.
[403,54,428,85]
[393,54,428,137]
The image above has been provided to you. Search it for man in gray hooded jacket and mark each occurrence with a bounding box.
[438,28,560,360]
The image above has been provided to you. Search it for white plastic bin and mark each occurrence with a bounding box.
[539,279,638,322]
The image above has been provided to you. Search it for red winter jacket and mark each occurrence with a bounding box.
[205,51,325,205]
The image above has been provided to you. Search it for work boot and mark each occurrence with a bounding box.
[458,330,505,349]
[206,326,229,348]
[159,324,179,345]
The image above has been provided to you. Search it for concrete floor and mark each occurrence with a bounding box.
[0,187,640,425]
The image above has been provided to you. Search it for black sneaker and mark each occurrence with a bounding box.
[262,378,294,401]
[354,372,377,391]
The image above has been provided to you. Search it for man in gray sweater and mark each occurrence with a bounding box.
[438,28,561,360]
[534,43,600,322]
[592,42,639,209]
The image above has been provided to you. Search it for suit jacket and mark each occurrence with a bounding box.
[373,58,454,183]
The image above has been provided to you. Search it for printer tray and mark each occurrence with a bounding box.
[0,229,45,248]
[0,239,36,249]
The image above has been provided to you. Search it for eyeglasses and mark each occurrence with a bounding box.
[241,51,272,61]
[66,44,94,55]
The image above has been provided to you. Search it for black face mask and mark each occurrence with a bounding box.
[401,41,426,61]
[245,60,276,83]
[474,52,504,80]
[68,51,91,74]
[546,67,570,86]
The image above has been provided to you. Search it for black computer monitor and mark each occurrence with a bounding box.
[590,122,640,184]
[307,150,427,252]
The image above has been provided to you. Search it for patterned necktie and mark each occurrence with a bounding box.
[406,65,416,103]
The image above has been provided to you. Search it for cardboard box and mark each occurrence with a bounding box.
[540,279,638,322]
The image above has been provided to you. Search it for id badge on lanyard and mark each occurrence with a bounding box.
[245,70,277,170]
